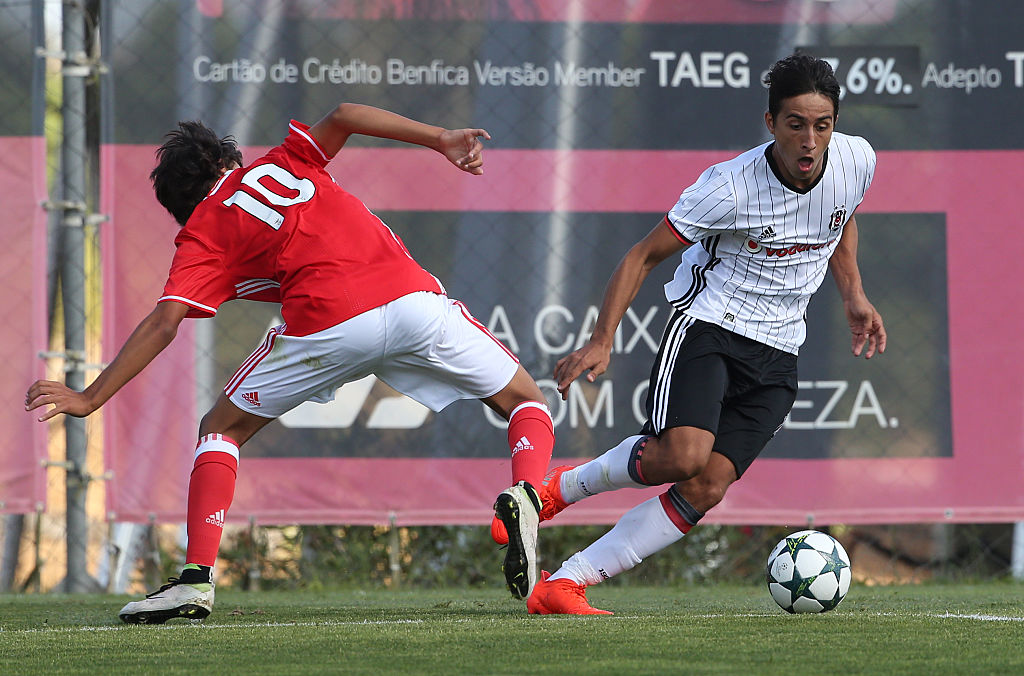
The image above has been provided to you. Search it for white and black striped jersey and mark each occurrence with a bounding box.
[663,131,875,354]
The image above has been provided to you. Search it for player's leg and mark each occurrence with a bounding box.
[372,292,552,599]
[181,398,274,571]
[482,366,554,489]
[529,322,796,614]
[548,374,796,601]
[376,293,554,483]
[552,444,733,587]
[542,316,727,516]
[120,316,384,624]
[554,453,735,593]
[480,368,554,541]
[559,425,715,500]
[527,452,736,615]
[118,396,272,624]
[372,293,555,488]
[481,368,556,598]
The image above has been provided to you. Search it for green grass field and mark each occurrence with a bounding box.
[1,583,1022,674]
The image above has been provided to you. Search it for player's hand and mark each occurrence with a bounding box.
[25,380,95,421]
[553,341,613,401]
[439,128,490,175]
[845,297,886,359]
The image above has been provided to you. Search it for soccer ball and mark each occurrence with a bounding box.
[766,529,851,613]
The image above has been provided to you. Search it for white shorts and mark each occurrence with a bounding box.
[225,292,520,418]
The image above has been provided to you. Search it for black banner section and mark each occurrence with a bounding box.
[223,211,950,462]
[104,1,1024,150]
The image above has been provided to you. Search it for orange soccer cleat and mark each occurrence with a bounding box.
[527,570,613,615]
[491,465,573,545]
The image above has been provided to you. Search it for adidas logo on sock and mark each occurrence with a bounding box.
[511,436,534,456]
[205,509,225,527]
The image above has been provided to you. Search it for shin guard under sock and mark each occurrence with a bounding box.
[561,435,654,504]
[550,486,703,585]
[507,401,554,487]
[185,434,239,567]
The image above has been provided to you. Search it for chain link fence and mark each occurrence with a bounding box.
[2,0,1023,594]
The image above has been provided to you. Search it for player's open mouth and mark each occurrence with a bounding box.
[797,157,814,172]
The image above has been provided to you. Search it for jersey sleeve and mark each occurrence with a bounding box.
[280,120,334,169]
[665,164,737,243]
[158,232,235,319]
[860,136,876,194]
[846,134,877,211]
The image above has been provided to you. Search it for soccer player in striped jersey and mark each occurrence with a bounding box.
[25,104,552,622]
[526,54,886,614]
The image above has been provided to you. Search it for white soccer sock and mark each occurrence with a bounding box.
[549,495,686,586]
[560,434,650,504]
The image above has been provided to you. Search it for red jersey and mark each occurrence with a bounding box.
[159,121,444,336]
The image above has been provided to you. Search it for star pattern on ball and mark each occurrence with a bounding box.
[784,533,818,558]
[818,543,851,576]
[778,565,817,599]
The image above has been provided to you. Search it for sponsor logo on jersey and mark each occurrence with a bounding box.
[241,391,261,407]
[745,238,836,257]
[829,205,847,231]
[757,225,776,241]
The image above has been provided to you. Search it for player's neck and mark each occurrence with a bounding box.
[765,143,828,194]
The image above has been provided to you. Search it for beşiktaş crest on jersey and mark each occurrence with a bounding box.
[829,205,847,231]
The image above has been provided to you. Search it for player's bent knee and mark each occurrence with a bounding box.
[671,454,709,482]
[506,367,545,401]
[198,395,271,445]
[485,367,546,419]
[694,482,729,511]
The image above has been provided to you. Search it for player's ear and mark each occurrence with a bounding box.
[764,111,775,134]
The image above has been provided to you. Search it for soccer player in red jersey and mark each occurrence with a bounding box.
[25,103,550,623]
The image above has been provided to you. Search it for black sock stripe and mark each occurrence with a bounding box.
[665,485,704,526]
[626,436,656,486]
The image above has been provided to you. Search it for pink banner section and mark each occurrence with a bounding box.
[0,136,48,514]
[100,145,199,522]
[104,146,1024,525]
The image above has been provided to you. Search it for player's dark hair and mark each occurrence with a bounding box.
[150,121,243,226]
[763,54,841,121]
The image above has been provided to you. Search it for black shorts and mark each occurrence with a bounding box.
[641,313,798,478]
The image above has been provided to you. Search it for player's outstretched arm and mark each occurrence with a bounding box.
[829,214,887,358]
[307,103,490,174]
[25,301,189,421]
[554,219,686,400]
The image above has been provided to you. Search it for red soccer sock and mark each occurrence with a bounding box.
[185,434,239,567]
[507,401,554,488]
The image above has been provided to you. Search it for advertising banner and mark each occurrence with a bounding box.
[0,4,47,514]
[101,0,1024,525]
